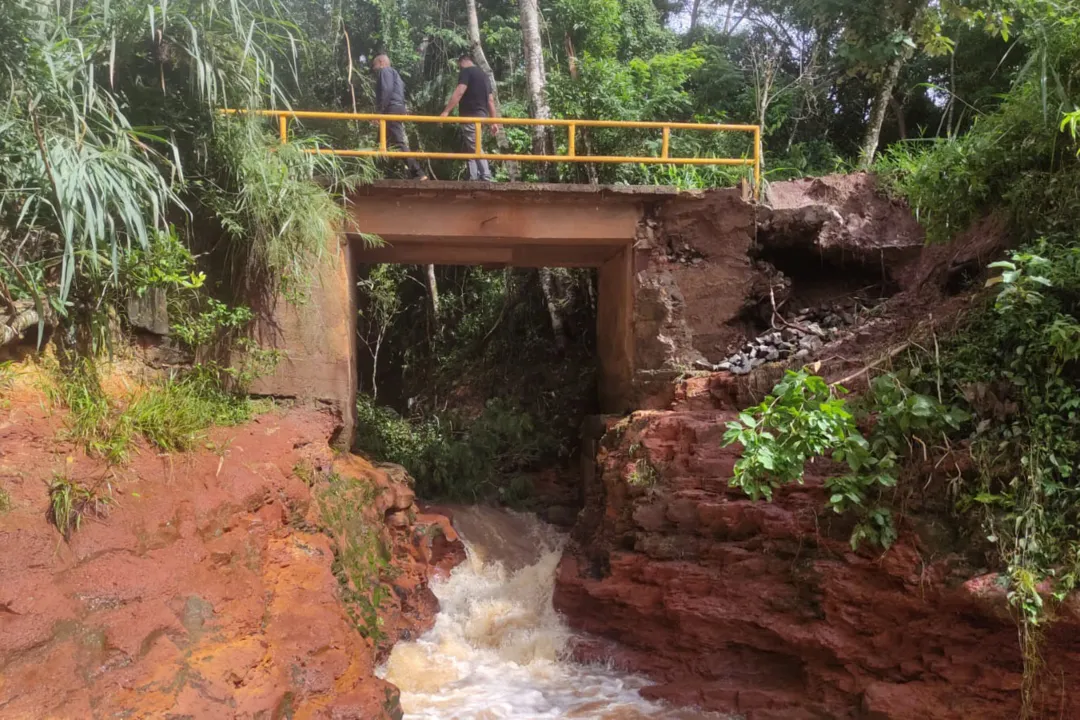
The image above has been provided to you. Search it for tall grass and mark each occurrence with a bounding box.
[45,358,257,463]
[0,0,373,340]
[48,471,113,540]
[200,117,376,295]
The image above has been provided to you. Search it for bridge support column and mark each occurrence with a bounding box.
[246,233,358,446]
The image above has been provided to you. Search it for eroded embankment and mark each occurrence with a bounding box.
[554,175,1080,719]
[555,393,1080,719]
[0,385,462,719]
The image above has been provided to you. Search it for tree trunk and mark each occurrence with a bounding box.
[538,268,567,350]
[890,95,908,140]
[722,1,740,34]
[424,263,440,333]
[465,0,519,181]
[564,34,598,183]
[859,47,910,168]
[947,43,956,138]
[518,0,555,173]
[689,0,705,32]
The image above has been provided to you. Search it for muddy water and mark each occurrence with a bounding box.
[380,507,726,720]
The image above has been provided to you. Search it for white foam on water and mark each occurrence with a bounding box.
[379,507,728,720]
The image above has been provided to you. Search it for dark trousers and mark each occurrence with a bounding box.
[459,112,492,181]
[386,119,425,179]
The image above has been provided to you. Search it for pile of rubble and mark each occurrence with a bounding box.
[697,302,876,376]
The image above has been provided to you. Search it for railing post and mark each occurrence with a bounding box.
[475,121,483,156]
[379,119,387,153]
[279,115,288,145]
[568,123,576,158]
[661,126,670,159]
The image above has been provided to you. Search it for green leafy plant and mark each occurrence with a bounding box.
[48,472,112,540]
[121,229,207,299]
[171,299,254,349]
[942,239,1080,709]
[724,370,964,549]
[627,458,660,488]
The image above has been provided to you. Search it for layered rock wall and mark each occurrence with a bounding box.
[555,174,1078,719]
[555,404,1080,719]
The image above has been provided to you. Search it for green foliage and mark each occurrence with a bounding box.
[0,0,375,351]
[122,229,207,298]
[355,395,554,502]
[876,0,1080,243]
[864,2,1080,701]
[120,229,267,358]
[949,239,1080,604]
[48,471,112,540]
[627,458,660,488]
[124,366,258,452]
[0,486,10,514]
[317,472,390,643]
[876,82,1080,243]
[724,370,964,549]
[172,300,254,349]
[355,264,594,508]
[46,358,134,464]
[46,358,258,462]
[197,118,376,296]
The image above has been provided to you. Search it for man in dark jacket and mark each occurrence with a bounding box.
[372,54,427,180]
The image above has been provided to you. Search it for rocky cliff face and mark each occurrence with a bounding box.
[554,378,1080,719]
[0,396,462,719]
[555,175,1077,720]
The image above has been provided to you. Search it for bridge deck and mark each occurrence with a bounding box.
[347,180,691,268]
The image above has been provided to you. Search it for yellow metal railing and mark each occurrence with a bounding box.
[223,108,761,191]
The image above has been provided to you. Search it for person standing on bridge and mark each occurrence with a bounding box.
[371,54,428,181]
[440,53,500,182]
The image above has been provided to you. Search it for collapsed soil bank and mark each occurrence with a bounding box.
[0,388,462,719]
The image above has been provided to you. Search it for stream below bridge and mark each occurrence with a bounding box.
[379,506,727,719]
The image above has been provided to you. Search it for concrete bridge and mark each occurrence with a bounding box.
[249,181,756,442]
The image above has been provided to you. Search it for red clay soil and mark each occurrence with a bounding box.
[0,385,462,719]
[554,192,1076,720]
[555,407,1080,720]
[762,173,926,259]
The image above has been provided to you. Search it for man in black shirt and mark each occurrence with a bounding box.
[372,54,427,180]
[440,53,501,181]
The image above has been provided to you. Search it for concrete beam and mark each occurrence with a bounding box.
[347,181,673,251]
[353,242,623,268]
[350,197,639,246]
